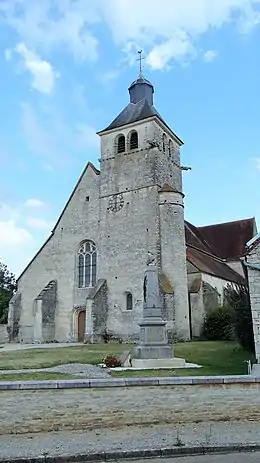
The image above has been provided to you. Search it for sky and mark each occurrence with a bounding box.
[0,0,260,277]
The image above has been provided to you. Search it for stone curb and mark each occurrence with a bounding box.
[1,444,260,463]
[0,375,259,390]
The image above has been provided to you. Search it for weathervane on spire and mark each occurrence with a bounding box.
[137,50,145,77]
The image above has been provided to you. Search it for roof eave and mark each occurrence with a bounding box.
[97,114,184,146]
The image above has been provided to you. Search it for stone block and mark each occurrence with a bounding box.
[89,379,126,388]
[57,379,90,389]
[158,377,193,385]
[223,376,255,383]
[131,357,185,369]
[0,381,20,390]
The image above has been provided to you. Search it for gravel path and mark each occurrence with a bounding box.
[0,363,111,378]
[1,422,260,460]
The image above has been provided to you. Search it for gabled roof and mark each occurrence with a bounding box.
[197,217,256,260]
[185,221,246,285]
[186,246,245,285]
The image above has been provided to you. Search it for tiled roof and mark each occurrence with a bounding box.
[186,246,245,285]
[185,221,246,284]
[197,218,256,260]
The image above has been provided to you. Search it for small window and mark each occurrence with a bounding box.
[130,131,138,150]
[117,135,125,153]
[162,133,166,153]
[126,292,133,311]
[168,139,173,157]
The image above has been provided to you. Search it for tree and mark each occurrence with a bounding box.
[224,284,255,354]
[0,261,16,324]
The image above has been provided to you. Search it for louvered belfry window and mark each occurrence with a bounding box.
[117,135,126,153]
[130,131,138,150]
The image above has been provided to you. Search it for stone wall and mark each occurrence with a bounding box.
[8,292,22,342]
[247,240,260,361]
[0,325,7,343]
[16,164,100,343]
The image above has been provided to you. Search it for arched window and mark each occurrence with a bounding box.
[117,134,125,153]
[78,241,97,288]
[162,133,166,153]
[126,292,133,311]
[130,131,138,150]
[168,139,173,157]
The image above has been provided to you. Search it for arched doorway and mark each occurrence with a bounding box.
[78,310,86,342]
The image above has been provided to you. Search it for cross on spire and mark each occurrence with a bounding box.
[137,50,145,77]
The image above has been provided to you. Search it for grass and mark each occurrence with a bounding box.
[112,341,255,377]
[0,341,255,377]
[0,343,128,370]
[0,372,76,381]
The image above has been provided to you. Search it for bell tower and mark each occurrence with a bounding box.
[96,57,190,341]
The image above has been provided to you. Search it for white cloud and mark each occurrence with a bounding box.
[27,218,53,229]
[2,0,260,70]
[6,43,58,93]
[204,50,218,62]
[1,1,260,69]
[101,0,260,69]
[0,0,99,62]
[24,198,45,208]
[0,220,33,246]
[0,201,54,276]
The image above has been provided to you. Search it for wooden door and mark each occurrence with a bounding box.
[78,310,86,342]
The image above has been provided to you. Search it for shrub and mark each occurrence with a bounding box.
[103,354,122,368]
[224,284,255,354]
[203,305,234,341]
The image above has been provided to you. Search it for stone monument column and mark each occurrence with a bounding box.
[131,255,185,368]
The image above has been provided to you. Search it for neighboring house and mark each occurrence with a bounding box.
[7,71,256,344]
[245,233,260,362]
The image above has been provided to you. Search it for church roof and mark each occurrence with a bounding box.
[197,217,256,260]
[185,221,246,285]
[100,98,169,132]
[98,70,183,144]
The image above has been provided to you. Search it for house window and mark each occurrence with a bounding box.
[162,133,166,153]
[117,135,126,153]
[168,139,173,157]
[126,292,133,311]
[130,131,138,150]
[78,241,97,288]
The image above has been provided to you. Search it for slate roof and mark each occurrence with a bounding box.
[197,218,256,260]
[101,98,168,132]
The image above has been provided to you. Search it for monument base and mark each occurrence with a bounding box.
[131,357,186,369]
[132,344,173,359]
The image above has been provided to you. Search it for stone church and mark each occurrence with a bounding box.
[8,71,257,344]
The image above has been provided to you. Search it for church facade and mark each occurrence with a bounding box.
[7,73,256,344]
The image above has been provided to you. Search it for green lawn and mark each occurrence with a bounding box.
[112,341,255,377]
[0,341,255,377]
[0,343,128,370]
[0,372,76,381]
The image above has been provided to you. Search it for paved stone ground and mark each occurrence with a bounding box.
[1,385,260,459]
[1,423,260,460]
[128,455,260,463]
[2,384,260,435]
